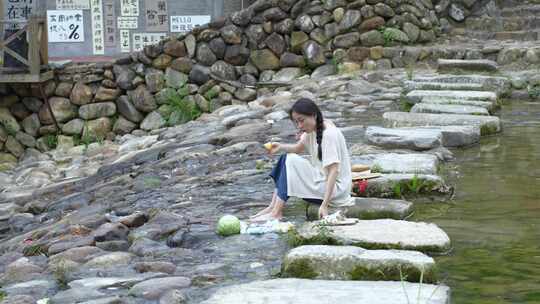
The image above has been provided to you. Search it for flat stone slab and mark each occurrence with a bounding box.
[199,279,450,304]
[282,245,436,282]
[411,103,490,116]
[366,126,442,151]
[361,173,452,200]
[405,90,498,104]
[294,219,451,253]
[437,59,498,73]
[403,80,486,92]
[306,197,413,220]
[405,126,480,148]
[352,153,439,175]
[383,112,501,135]
[413,75,511,96]
[420,98,496,112]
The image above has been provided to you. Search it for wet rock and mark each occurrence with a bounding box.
[282,245,436,282]
[159,289,187,304]
[129,277,191,300]
[129,211,187,241]
[134,261,176,274]
[129,237,170,256]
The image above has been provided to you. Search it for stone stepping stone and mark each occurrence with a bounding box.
[437,59,498,73]
[306,197,413,221]
[413,75,511,96]
[411,103,490,116]
[366,126,479,149]
[420,98,496,112]
[352,153,439,175]
[405,90,498,104]
[383,112,501,135]
[282,245,436,283]
[293,219,451,253]
[366,126,443,151]
[404,80,486,93]
[363,173,452,200]
[199,279,450,304]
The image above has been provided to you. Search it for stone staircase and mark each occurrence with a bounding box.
[463,3,540,41]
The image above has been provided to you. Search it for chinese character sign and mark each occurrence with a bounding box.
[120,29,130,52]
[47,10,85,42]
[56,0,90,10]
[4,0,36,30]
[91,0,105,55]
[118,16,138,29]
[170,15,210,33]
[121,0,139,16]
[145,0,168,31]
[132,33,166,51]
[104,0,115,47]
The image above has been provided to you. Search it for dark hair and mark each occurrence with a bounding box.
[289,98,324,161]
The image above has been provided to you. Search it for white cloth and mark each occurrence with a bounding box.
[285,121,353,207]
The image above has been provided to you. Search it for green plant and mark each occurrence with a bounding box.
[405,63,415,80]
[52,259,72,290]
[528,85,540,99]
[81,131,94,146]
[72,134,81,146]
[371,164,383,173]
[204,87,219,101]
[0,290,6,301]
[166,90,202,126]
[44,134,57,149]
[378,27,398,46]
[23,244,47,256]
[393,183,403,198]
[399,267,442,304]
[407,174,426,194]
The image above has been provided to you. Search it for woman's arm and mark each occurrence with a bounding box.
[319,163,339,218]
[270,133,306,154]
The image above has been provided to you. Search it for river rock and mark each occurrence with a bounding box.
[82,117,112,141]
[282,245,436,282]
[130,85,157,113]
[140,111,166,131]
[15,131,35,148]
[79,102,117,120]
[70,82,93,105]
[129,277,191,299]
[165,68,189,89]
[113,116,137,135]
[84,252,134,268]
[94,87,121,102]
[39,97,77,124]
[21,114,40,137]
[116,96,144,123]
[164,39,187,57]
[333,32,361,48]
[0,107,21,133]
[366,126,442,150]
[363,173,451,199]
[210,61,237,81]
[360,30,384,46]
[411,103,490,116]
[145,69,165,93]
[5,136,24,157]
[250,49,281,71]
[273,68,304,82]
[303,41,326,68]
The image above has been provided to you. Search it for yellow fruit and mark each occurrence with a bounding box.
[264,142,273,150]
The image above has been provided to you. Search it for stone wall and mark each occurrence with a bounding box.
[1,0,443,168]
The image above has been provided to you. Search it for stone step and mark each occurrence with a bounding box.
[405,90,498,104]
[420,98,496,112]
[352,153,439,175]
[411,103,490,116]
[361,173,452,200]
[501,5,540,17]
[200,279,450,304]
[411,75,511,96]
[493,31,539,41]
[365,125,480,150]
[501,16,540,31]
[437,59,498,73]
[403,81,487,93]
[293,219,451,253]
[306,197,413,221]
[383,112,502,135]
[282,245,437,282]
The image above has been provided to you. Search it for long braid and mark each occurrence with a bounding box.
[316,113,323,161]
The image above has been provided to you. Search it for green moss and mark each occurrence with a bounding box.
[349,265,437,283]
[0,290,6,301]
[287,226,339,247]
[23,244,48,257]
[351,241,451,255]
[282,258,317,279]
[480,124,499,136]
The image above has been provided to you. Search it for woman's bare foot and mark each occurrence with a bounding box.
[250,206,273,219]
[250,212,282,222]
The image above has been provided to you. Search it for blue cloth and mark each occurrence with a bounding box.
[269,154,323,205]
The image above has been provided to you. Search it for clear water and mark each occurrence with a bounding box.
[412,101,540,303]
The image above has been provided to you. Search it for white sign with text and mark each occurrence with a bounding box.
[170,15,210,32]
[47,10,85,42]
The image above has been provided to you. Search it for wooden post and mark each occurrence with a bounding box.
[0,0,4,67]
[28,16,40,75]
[40,18,48,66]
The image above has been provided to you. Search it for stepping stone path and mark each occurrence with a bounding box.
[282,245,437,283]
[205,61,505,301]
[200,279,450,304]
[293,219,451,253]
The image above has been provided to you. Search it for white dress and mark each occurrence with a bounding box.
[285,121,353,207]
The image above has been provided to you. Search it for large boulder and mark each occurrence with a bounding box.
[94,87,121,102]
[115,67,137,90]
[338,9,362,32]
[360,30,384,46]
[140,111,166,131]
[145,69,165,93]
[302,41,326,68]
[221,25,243,44]
[38,97,77,124]
[79,102,117,120]
[0,107,21,133]
[21,114,41,137]
[165,68,188,89]
[265,33,286,56]
[163,39,187,57]
[62,118,85,135]
[70,82,93,105]
[189,64,211,85]
[196,43,217,66]
[82,117,112,141]
[116,95,144,123]
[129,85,157,113]
[250,49,281,71]
[113,116,137,135]
[333,32,361,48]
[22,97,43,113]
[224,45,250,66]
[210,61,237,81]
[291,31,310,53]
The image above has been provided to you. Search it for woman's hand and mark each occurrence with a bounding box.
[318,204,329,219]
[268,142,281,154]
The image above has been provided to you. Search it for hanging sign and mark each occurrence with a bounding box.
[90,0,105,54]
[170,15,211,33]
[120,30,131,52]
[56,0,90,10]
[47,10,85,42]
[121,0,139,16]
[118,16,138,29]
[132,33,167,51]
